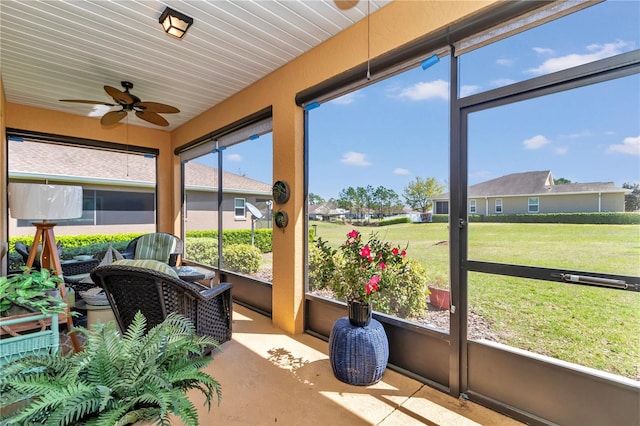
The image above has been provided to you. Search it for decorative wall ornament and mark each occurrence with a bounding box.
[272,180,290,204]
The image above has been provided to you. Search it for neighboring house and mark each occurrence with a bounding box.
[8,139,272,237]
[432,170,629,215]
[308,203,348,221]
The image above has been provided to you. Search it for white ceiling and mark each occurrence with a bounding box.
[0,0,391,131]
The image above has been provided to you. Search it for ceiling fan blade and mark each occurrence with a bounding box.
[135,102,180,114]
[60,99,116,106]
[101,110,127,126]
[104,85,134,104]
[136,111,169,127]
[334,0,359,10]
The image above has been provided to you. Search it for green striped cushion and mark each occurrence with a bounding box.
[134,233,177,263]
[112,259,179,278]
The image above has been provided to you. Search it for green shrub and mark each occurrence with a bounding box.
[431,214,449,223]
[222,244,262,274]
[309,237,428,319]
[376,258,429,318]
[467,212,640,224]
[185,229,272,253]
[308,241,335,292]
[185,238,219,266]
[379,216,410,226]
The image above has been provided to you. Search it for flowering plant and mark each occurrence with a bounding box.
[314,229,408,305]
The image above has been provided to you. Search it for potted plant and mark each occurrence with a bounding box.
[272,180,290,204]
[427,272,450,311]
[1,268,71,366]
[313,229,414,386]
[0,267,67,319]
[0,311,222,425]
[314,229,410,325]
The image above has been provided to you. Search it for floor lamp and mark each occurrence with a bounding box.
[8,182,83,353]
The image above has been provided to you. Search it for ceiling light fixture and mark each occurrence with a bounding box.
[159,7,193,39]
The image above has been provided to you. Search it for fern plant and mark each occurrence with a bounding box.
[0,312,222,425]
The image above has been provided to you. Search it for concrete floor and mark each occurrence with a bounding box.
[178,304,524,426]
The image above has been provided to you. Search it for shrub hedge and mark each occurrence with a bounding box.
[378,216,410,226]
[468,212,640,224]
[184,239,261,274]
[183,229,272,253]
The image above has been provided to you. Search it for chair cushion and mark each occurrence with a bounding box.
[79,244,123,284]
[134,234,177,263]
[112,259,179,278]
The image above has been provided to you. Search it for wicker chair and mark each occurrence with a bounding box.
[90,263,232,351]
[121,233,184,267]
[14,241,63,270]
[62,259,101,292]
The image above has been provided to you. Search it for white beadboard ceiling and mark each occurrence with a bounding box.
[0,0,391,131]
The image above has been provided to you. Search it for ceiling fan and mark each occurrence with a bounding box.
[60,81,179,127]
[334,0,359,10]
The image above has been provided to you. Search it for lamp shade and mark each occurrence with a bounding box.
[8,183,83,220]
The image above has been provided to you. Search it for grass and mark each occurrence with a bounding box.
[311,220,640,380]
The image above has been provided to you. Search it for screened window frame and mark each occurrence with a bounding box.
[7,130,160,230]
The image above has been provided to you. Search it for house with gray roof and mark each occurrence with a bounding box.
[432,170,629,215]
[8,139,272,237]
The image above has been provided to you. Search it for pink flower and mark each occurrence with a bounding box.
[348,229,359,239]
[360,245,371,258]
[401,250,407,258]
[379,262,386,270]
[366,275,380,294]
[392,247,399,255]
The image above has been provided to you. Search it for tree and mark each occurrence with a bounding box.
[403,177,445,212]
[337,187,357,212]
[554,177,572,184]
[308,193,325,205]
[373,186,400,217]
[623,182,640,211]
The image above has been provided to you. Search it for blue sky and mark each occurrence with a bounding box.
[200,1,639,202]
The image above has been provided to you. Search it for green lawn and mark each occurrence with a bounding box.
[311,220,640,380]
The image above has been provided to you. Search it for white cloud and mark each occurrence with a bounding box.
[608,136,640,156]
[393,168,410,175]
[331,92,358,105]
[533,47,554,55]
[526,40,635,75]
[523,135,550,149]
[227,153,242,161]
[341,151,372,166]
[460,85,481,97]
[496,58,514,66]
[554,147,568,155]
[398,79,449,101]
[559,130,592,139]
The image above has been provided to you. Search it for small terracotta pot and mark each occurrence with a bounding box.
[428,286,450,310]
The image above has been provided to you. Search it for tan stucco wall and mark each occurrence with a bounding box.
[2,1,499,332]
